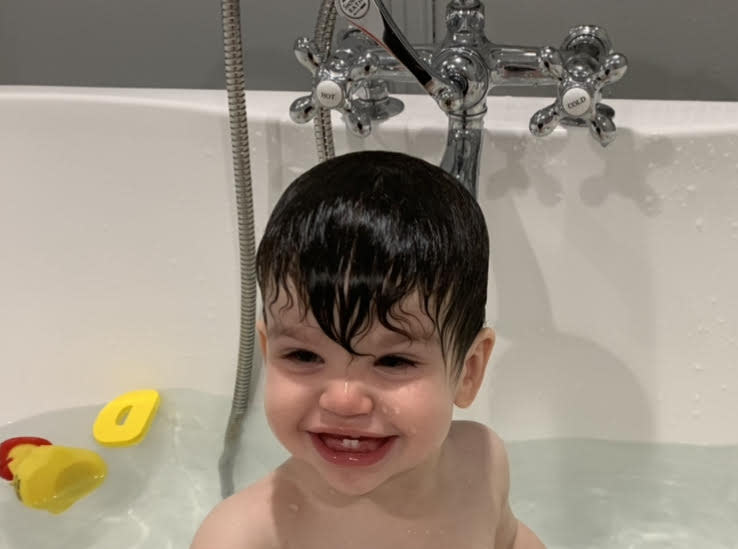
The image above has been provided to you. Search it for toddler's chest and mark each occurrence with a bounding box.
[280,500,499,549]
[283,522,497,549]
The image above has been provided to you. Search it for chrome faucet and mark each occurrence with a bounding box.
[289,0,628,197]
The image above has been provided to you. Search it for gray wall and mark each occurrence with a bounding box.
[1,0,736,101]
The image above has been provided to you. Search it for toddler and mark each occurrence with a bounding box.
[191,151,544,548]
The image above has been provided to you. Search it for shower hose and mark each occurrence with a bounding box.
[218,0,337,498]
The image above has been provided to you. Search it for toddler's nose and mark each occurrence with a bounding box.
[318,378,373,417]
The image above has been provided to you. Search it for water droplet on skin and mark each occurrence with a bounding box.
[288,503,299,512]
[393,407,400,415]
[409,426,417,436]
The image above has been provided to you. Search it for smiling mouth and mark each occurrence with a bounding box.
[318,433,387,452]
[309,432,397,466]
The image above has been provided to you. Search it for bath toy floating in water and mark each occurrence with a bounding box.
[93,389,160,447]
[0,437,52,481]
[1,437,107,514]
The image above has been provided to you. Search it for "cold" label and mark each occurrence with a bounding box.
[562,87,591,117]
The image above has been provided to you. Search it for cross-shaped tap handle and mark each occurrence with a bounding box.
[529,26,628,147]
[289,36,378,137]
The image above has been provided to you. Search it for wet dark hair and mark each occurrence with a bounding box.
[256,150,489,377]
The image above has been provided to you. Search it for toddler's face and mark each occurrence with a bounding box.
[257,289,464,497]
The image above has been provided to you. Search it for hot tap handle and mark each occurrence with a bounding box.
[530,27,628,147]
[334,0,463,112]
[289,36,376,136]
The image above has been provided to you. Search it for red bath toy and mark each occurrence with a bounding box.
[0,437,52,480]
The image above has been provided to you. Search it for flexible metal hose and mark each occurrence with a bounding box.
[313,0,337,161]
[218,0,257,499]
[216,0,338,499]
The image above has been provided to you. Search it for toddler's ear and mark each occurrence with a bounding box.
[454,327,495,408]
[256,319,268,359]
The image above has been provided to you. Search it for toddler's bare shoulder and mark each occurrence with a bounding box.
[450,421,508,459]
[448,421,511,488]
[190,473,280,549]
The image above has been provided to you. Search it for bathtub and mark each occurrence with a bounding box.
[1,86,737,546]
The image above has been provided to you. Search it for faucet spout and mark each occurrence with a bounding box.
[440,103,486,197]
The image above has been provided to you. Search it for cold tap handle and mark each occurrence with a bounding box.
[530,26,628,147]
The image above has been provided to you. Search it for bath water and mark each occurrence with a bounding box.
[1,389,736,548]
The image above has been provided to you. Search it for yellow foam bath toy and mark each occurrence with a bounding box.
[93,389,160,447]
[8,444,107,514]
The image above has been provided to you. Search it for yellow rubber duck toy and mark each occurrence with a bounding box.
[0,437,107,514]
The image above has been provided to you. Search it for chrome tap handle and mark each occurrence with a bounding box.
[334,0,464,112]
[289,36,378,136]
[529,26,628,146]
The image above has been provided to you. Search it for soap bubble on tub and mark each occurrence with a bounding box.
[694,217,705,231]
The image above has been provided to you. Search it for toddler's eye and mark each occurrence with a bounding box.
[377,355,416,368]
[284,349,322,364]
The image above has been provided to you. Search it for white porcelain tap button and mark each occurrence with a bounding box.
[562,87,592,117]
[316,80,344,108]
